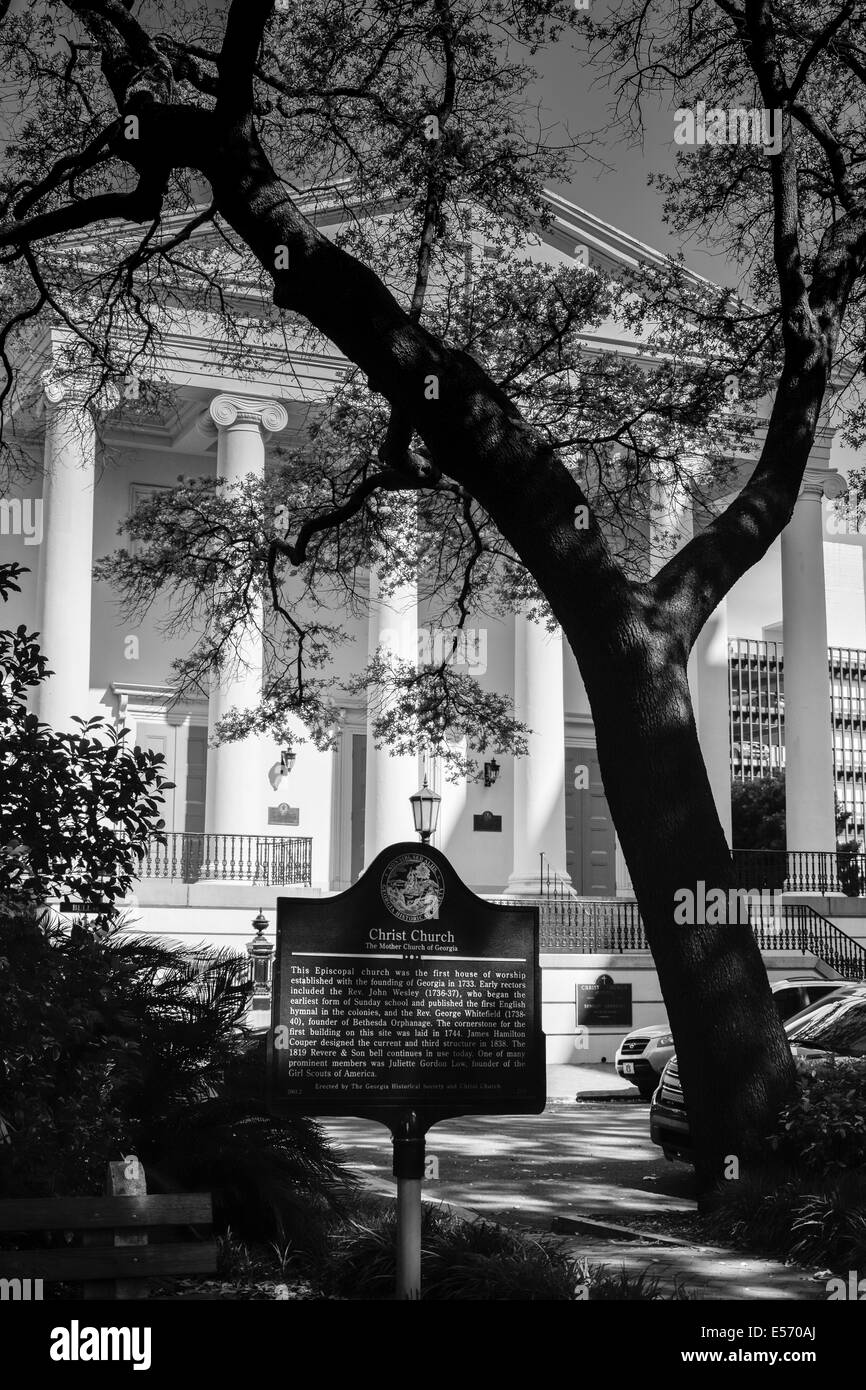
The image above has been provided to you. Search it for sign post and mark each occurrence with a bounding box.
[267,842,545,1300]
[391,1111,425,1299]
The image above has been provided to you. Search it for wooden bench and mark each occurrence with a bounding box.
[0,1157,217,1299]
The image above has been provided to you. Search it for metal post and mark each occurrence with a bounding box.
[395,1176,423,1300]
[390,1111,426,1300]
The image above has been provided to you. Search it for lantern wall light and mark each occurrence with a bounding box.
[483,758,501,789]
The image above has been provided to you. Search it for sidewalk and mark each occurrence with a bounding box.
[324,1098,826,1300]
[547,1061,638,1101]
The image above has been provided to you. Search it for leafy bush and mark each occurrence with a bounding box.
[0,562,171,921]
[317,1203,582,1300]
[702,1062,866,1271]
[770,1056,866,1173]
[575,1261,698,1301]
[701,1164,866,1273]
[314,1199,694,1300]
[0,914,348,1244]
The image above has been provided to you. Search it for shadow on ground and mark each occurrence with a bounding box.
[323,1101,697,1222]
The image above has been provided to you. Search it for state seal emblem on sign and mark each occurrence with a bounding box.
[381,853,445,922]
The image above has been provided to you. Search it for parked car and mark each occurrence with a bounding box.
[649,981,865,1162]
[615,1025,675,1100]
[617,977,845,1102]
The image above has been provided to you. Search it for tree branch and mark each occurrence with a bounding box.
[215,0,274,124]
[0,183,164,252]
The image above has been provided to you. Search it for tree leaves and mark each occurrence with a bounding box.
[0,562,172,926]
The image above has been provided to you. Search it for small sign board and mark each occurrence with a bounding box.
[576,974,632,1028]
[473,812,502,832]
[269,842,545,1121]
[269,803,299,826]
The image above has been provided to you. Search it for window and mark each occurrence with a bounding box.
[127,484,172,557]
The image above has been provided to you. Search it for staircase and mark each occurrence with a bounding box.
[488,896,866,977]
[752,903,866,981]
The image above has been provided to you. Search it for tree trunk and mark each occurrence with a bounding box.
[571,609,797,1183]
[204,122,799,1179]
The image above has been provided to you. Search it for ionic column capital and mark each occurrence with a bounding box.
[41,371,120,416]
[200,393,289,438]
[798,465,846,504]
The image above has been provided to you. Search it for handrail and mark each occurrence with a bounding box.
[733,848,866,896]
[140,832,313,887]
[751,902,866,981]
[487,894,866,975]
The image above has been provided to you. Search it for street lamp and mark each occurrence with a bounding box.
[483,757,501,788]
[409,776,441,844]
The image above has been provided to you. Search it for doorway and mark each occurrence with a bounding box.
[564,745,616,895]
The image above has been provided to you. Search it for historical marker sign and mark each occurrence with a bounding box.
[473,811,502,832]
[269,842,545,1120]
[576,974,633,1028]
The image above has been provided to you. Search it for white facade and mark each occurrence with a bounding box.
[2,190,863,952]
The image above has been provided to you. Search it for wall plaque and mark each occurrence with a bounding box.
[269,842,545,1121]
[269,803,299,826]
[576,973,632,1027]
[473,812,502,832]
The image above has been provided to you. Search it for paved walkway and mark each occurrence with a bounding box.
[322,1096,825,1300]
[548,1061,638,1100]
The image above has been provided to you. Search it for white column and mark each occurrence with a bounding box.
[651,477,731,840]
[364,565,419,861]
[614,834,634,898]
[695,599,733,846]
[507,613,570,894]
[202,394,288,839]
[34,378,117,729]
[781,464,846,852]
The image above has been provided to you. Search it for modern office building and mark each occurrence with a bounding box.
[730,639,866,840]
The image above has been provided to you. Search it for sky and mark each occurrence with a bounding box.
[527,20,739,286]
[526,24,865,642]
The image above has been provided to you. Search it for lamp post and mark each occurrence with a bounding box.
[409,776,441,844]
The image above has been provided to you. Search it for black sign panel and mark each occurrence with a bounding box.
[269,842,544,1121]
[577,974,633,1027]
[473,812,502,832]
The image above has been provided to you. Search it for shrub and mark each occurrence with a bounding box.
[701,1164,866,1273]
[315,1201,578,1300]
[770,1056,866,1173]
[315,1199,694,1300]
[0,914,348,1244]
[701,1063,866,1270]
[0,562,172,923]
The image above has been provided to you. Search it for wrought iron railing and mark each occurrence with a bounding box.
[141,833,312,887]
[488,895,866,977]
[487,896,647,952]
[733,848,866,896]
[750,903,866,980]
[537,853,575,899]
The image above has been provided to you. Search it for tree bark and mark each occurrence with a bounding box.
[572,602,796,1182]
[198,118,801,1179]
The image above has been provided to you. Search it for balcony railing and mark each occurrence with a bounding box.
[141,833,312,887]
[487,897,648,952]
[733,848,866,896]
